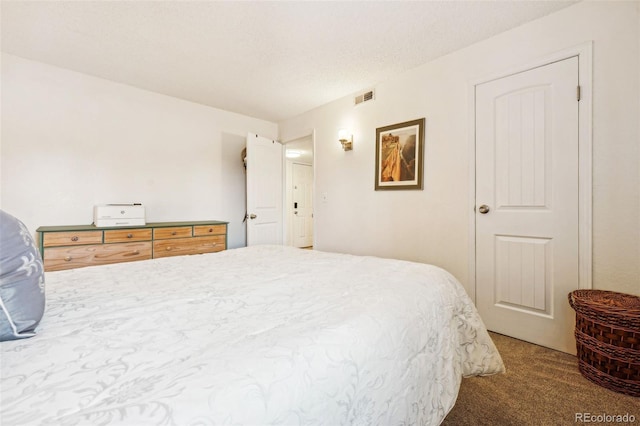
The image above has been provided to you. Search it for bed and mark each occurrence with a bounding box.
[1,245,504,425]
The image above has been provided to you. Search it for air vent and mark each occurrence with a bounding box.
[354,89,375,106]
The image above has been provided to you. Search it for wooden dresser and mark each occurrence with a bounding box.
[37,220,228,271]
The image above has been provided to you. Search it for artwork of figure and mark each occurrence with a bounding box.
[375,119,424,190]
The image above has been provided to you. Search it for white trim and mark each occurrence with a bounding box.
[311,129,317,249]
[467,83,477,302]
[576,43,593,290]
[468,42,594,302]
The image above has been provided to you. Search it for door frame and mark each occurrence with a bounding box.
[288,162,314,247]
[467,42,593,303]
[283,130,316,248]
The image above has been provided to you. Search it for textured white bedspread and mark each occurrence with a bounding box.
[1,245,504,425]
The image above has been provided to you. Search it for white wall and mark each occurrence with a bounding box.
[279,1,640,296]
[1,54,278,249]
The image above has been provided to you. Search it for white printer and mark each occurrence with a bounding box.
[93,204,146,227]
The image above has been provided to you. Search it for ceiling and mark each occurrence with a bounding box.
[1,1,577,123]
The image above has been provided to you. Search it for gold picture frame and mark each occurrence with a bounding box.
[375,118,425,190]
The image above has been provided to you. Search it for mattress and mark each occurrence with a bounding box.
[1,245,504,425]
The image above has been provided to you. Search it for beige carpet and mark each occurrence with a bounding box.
[442,332,640,426]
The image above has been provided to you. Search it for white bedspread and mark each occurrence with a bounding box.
[1,245,504,425]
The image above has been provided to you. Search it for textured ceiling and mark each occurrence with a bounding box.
[1,1,577,122]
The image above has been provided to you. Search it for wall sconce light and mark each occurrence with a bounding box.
[338,129,353,151]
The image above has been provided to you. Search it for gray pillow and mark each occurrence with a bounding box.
[0,210,45,341]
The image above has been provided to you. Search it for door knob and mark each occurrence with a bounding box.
[478,205,490,214]
[249,214,257,219]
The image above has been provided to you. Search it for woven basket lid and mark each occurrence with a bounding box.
[570,289,640,309]
[568,290,640,330]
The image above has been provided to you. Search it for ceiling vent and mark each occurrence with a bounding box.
[354,89,375,106]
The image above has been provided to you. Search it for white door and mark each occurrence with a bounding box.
[475,57,579,353]
[292,163,313,247]
[246,133,283,246]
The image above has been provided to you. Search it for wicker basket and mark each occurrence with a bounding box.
[568,290,640,397]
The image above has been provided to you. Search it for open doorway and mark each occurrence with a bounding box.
[284,134,314,248]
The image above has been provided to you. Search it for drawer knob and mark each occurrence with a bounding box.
[71,236,79,242]
[132,250,140,255]
[127,233,133,238]
[64,256,72,262]
[166,247,172,251]
[208,228,213,233]
[171,231,177,235]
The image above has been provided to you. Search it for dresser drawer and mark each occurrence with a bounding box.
[153,235,225,259]
[37,220,228,270]
[44,242,152,271]
[42,230,103,247]
[104,228,152,243]
[193,224,226,236]
[153,227,192,240]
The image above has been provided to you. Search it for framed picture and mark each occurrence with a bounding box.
[375,118,425,190]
